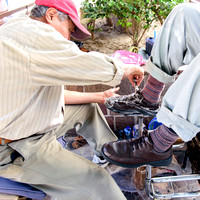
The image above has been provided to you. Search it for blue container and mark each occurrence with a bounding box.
[124,127,132,139]
[133,123,146,138]
[146,37,155,56]
[148,117,162,130]
[118,129,124,140]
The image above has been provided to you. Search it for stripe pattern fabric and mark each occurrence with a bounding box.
[0,14,124,140]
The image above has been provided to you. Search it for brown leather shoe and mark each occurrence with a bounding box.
[101,134,172,168]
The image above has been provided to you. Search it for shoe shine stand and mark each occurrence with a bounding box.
[135,114,200,199]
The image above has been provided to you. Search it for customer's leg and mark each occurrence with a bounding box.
[149,53,200,152]
[102,54,200,168]
[142,3,200,103]
[146,3,200,83]
[55,103,117,156]
[157,54,200,142]
[0,133,126,200]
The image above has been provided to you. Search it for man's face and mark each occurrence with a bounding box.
[51,17,76,40]
[44,8,76,40]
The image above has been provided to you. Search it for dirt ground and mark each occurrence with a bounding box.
[80,18,161,56]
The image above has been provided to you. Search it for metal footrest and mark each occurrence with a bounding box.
[146,165,200,199]
[152,181,173,199]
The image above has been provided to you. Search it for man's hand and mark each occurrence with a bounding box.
[64,88,120,105]
[123,65,144,87]
[101,87,120,104]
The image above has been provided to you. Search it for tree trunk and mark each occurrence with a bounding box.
[106,17,113,28]
[131,18,139,46]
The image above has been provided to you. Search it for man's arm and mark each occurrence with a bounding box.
[30,28,144,88]
[64,87,120,105]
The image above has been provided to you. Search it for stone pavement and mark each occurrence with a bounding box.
[63,135,200,200]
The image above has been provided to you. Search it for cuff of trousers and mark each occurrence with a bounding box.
[145,59,176,83]
[157,106,200,142]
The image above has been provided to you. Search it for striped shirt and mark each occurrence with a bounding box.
[0,14,124,140]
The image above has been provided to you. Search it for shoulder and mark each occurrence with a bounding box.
[1,14,70,49]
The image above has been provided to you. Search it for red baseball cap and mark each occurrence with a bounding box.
[35,0,91,40]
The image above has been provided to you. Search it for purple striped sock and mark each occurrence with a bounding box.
[150,125,179,152]
[142,75,165,103]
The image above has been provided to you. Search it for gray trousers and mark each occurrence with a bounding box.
[145,3,200,141]
[0,103,126,200]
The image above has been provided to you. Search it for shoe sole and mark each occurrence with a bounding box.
[105,102,158,116]
[101,149,172,168]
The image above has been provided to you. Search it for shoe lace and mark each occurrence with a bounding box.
[129,130,148,150]
[118,90,143,103]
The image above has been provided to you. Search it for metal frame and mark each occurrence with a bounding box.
[145,165,200,199]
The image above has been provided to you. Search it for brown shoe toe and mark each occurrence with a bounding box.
[101,135,172,168]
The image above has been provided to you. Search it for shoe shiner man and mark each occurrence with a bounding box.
[102,2,200,168]
[0,0,144,199]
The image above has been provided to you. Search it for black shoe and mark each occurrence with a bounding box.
[105,90,160,116]
[101,134,172,168]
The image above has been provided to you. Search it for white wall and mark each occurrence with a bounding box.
[74,0,85,17]
[6,0,84,17]
[7,0,34,10]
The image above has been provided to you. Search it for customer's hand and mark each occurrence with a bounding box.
[123,65,144,87]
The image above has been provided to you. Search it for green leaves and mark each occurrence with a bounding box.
[81,0,185,44]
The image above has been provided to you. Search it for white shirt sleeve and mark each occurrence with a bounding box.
[29,27,124,87]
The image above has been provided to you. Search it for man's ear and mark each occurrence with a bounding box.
[45,8,59,23]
